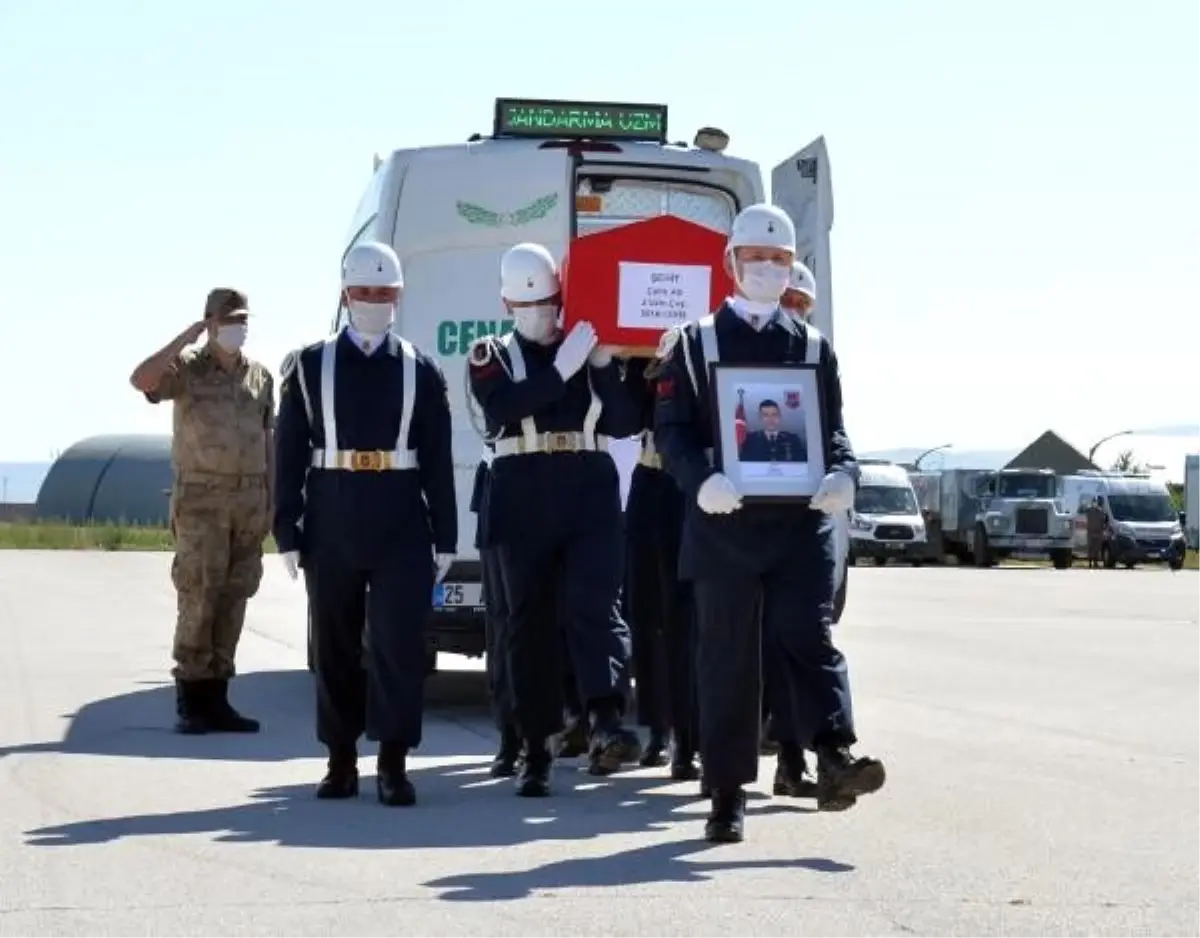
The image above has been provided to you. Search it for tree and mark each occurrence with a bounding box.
[1109,449,1146,474]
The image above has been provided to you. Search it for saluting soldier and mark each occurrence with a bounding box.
[130,288,273,736]
[654,204,885,843]
[274,241,457,807]
[468,242,642,797]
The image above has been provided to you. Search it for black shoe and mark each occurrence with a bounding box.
[670,737,700,781]
[773,752,818,799]
[316,749,359,800]
[204,679,260,733]
[516,742,552,797]
[377,744,416,807]
[490,723,523,778]
[557,718,589,758]
[173,680,209,735]
[639,728,669,767]
[704,788,746,843]
[816,746,886,812]
[588,725,642,776]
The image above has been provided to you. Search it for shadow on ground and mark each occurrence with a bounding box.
[0,668,493,763]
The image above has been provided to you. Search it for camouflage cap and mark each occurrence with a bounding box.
[204,288,250,319]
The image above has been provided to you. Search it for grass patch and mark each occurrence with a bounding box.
[0,521,278,553]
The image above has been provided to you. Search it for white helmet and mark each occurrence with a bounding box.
[500,242,560,303]
[787,260,817,299]
[343,241,403,289]
[727,204,796,254]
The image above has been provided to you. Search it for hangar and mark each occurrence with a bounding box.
[36,434,173,527]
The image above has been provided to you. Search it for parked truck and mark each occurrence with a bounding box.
[1184,454,1198,550]
[909,467,1074,568]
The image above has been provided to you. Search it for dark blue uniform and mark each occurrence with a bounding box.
[468,330,641,785]
[275,329,456,800]
[740,429,807,463]
[621,357,698,775]
[655,302,881,819]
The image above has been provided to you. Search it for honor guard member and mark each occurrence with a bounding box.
[622,355,699,780]
[274,241,457,807]
[654,204,885,843]
[780,260,817,322]
[471,444,523,776]
[469,242,642,797]
[130,288,272,736]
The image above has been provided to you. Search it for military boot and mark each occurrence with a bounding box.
[587,708,642,776]
[205,679,260,733]
[173,680,209,735]
[316,746,359,800]
[490,723,523,778]
[556,715,589,758]
[376,742,417,807]
[639,727,669,767]
[670,733,700,782]
[773,744,818,799]
[704,787,747,843]
[815,745,886,812]
[516,740,552,797]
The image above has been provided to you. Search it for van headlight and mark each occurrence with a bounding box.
[851,516,873,532]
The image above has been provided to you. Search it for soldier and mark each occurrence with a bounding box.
[130,288,273,735]
[739,399,807,463]
[469,241,642,797]
[622,355,699,779]
[274,241,457,807]
[1086,496,1107,568]
[780,260,817,323]
[654,204,885,843]
[472,445,523,776]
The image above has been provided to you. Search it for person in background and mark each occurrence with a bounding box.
[130,288,273,736]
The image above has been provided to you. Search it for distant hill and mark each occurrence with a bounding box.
[0,462,51,504]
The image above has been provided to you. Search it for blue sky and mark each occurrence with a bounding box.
[1,0,1196,477]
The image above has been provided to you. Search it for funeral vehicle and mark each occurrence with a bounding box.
[313,97,844,670]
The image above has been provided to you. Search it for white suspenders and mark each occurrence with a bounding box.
[683,311,825,466]
[492,333,609,458]
[309,331,420,471]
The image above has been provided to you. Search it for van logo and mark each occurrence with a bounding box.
[456,192,559,228]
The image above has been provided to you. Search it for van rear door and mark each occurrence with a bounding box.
[772,137,835,344]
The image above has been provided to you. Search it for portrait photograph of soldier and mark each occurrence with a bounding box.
[732,385,809,478]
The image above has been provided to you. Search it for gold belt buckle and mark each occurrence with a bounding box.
[548,433,574,453]
[351,450,385,471]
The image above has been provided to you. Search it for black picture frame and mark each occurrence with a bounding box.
[708,361,828,503]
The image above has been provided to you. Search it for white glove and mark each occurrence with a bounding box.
[588,344,613,368]
[434,552,454,583]
[697,473,743,514]
[280,551,300,581]
[810,471,856,515]
[553,321,597,381]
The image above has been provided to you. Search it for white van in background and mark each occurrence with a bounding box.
[848,459,929,566]
[326,97,844,663]
[1061,471,1187,570]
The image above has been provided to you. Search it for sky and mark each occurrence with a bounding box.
[1,0,1197,479]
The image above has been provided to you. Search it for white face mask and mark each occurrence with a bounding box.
[214,323,247,352]
[348,300,394,337]
[737,260,792,304]
[513,305,559,344]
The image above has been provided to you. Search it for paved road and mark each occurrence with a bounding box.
[0,552,1196,936]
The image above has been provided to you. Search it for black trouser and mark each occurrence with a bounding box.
[306,556,432,749]
[693,561,855,790]
[481,546,513,730]
[627,527,697,745]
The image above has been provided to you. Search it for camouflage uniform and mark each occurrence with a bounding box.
[146,330,275,732]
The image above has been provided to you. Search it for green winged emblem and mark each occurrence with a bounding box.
[456,192,559,228]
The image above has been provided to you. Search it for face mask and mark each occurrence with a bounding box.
[214,323,247,352]
[348,300,394,337]
[737,260,791,304]
[513,305,559,344]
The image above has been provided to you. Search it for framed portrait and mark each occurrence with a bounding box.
[708,362,827,502]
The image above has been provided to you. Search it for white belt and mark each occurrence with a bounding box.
[493,432,611,458]
[311,449,418,471]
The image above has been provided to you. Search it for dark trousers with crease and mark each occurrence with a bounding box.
[306,555,432,750]
[481,545,514,731]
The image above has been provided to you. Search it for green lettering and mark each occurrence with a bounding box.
[437,320,457,356]
[459,320,477,351]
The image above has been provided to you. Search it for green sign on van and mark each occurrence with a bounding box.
[437,318,514,356]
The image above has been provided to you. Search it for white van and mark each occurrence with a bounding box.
[329,98,845,660]
[847,459,929,566]
[1061,471,1187,570]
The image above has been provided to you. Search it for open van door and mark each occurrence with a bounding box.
[771,137,835,345]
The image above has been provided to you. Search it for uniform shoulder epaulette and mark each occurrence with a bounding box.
[468,334,500,368]
[655,323,689,361]
[279,348,307,383]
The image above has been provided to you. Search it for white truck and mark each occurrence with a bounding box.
[847,459,929,566]
[1061,470,1188,570]
[324,97,848,665]
[1185,454,1199,550]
